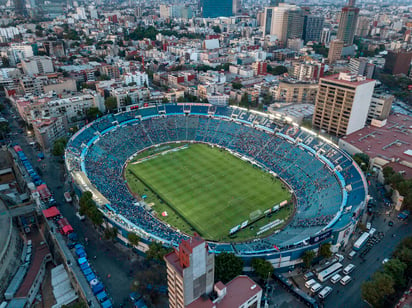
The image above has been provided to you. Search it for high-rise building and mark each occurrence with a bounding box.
[164,235,263,308]
[383,50,412,75]
[356,16,370,37]
[232,0,241,15]
[302,15,324,43]
[328,39,344,64]
[312,72,375,136]
[262,4,303,44]
[349,57,375,79]
[202,0,233,18]
[13,0,26,16]
[320,28,331,45]
[336,0,359,46]
[165,235,214,307]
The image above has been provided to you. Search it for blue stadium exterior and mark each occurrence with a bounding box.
[65,104,367,270]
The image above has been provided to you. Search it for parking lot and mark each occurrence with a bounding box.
[287,211,410,308]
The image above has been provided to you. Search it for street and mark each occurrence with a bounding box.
[5,106,167,307]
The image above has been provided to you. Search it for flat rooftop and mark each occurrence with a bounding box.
[187,276,262,308]
[341,113,412,164]
[321,73,375,87]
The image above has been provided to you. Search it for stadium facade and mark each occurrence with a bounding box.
[65,104,368,269]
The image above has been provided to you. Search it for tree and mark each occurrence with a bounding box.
[232,82,243,90]
[79,191,103,227]
[104,226,118,241]
[212,25,221,33]
[240,93,249,108]
[162,97,169,103]
[1,56,10,67]
[267,65,288,76]
[319,243,332,259]
[353,153,370,171]
[302,250,315,268]
[0,121,10,139]
[52,137,68,156]
[383,258,407,288]
[393,247,412,278]
[361,272,395,308]
[215,252,243,283]
[251,258,274,280]
[128,232,140,247]
[105,96,118,112]
[131,262,167,305]
[86,107,102,121]
[146,242,172,263]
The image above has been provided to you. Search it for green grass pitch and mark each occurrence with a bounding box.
[125,143,292,242]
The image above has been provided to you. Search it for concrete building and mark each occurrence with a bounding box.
[21,56,54,76]
[28,93,97,122]
[275,80,318,103]
[339,113,412,180]
[164,235,262,308]
[160,4,171,19]
[291,62,324,81]
[337,0,359,46]
[312,72,375,136]
[19,77,44,96]
[32,116,68,150]
[232,0,241,15]
[356,16,370,37]
[262,4,303,44]
[367,93,394,123]
[303,15,324,43]
[383,50,412,75]
[9,44,33,64]
[348,57,375,79]
[164,235,214,307]
[123,72,149,87]
[320,28,331,45]
[328,40,344,64]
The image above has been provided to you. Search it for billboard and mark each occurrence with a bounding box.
[309,229,332,245]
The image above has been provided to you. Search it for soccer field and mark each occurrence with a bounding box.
[125,143,292,242]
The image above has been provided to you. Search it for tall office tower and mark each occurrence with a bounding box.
[383,50,412,75]
[262,4,303,44]
[356,16,370,37]
[312,72,375,137]
[202,0,233,18]
[336,0,359,46]
[13,0,26,15]
[327,39,344,64]
[232,0,241,15]
[303,15,324,42]
[165,236,214,307]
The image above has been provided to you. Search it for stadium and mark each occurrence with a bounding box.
[65,104,368,268]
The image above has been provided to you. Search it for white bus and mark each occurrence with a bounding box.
[317,262,343,282]
[353,232,370,251]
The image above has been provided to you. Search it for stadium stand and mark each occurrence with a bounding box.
[66,104,367,257]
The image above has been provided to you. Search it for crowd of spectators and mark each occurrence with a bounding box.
[65,105,367,253]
